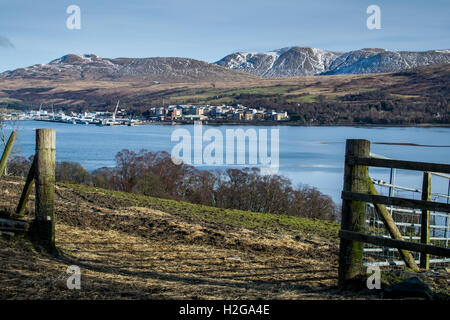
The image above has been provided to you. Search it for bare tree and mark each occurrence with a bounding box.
[89,149,338,221]
[0,108,23,176]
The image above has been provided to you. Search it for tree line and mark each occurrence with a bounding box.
[7,149,338,221]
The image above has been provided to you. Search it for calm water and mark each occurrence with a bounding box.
[5,121,450,204]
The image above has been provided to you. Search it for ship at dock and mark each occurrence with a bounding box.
[5,101,141,126]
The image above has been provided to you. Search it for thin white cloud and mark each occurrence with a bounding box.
[0,36,14,48]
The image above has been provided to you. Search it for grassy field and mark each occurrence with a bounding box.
[0,177,346,299]
[67,184,340,241]
[0,177,448,299]
[0,68,422,108]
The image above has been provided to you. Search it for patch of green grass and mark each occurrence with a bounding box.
[286,94,317,103]
[166,85,301,105]
[380,270,411,287]
[223,86,297,95]
[65,183,340,241]
[390,93,421,99]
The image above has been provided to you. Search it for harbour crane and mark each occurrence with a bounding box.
[112,100,120,124]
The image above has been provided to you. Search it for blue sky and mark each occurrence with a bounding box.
[0,0,449,72]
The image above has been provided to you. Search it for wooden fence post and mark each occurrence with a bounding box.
[338,139,370,287]
[16,157,36,216]
[420,171,431,269]
[34,129,56,250]
[0,131,17,177]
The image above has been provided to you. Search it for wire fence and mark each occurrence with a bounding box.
[362,167,450,269]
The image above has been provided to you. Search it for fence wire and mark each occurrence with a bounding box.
[362,172,450,269]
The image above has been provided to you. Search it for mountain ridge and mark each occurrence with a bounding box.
[0,54,258,83]
[2,47,450,83]
[215,47,450,77]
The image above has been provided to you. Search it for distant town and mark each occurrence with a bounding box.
[2,103,290,126]
[146,104,290,122]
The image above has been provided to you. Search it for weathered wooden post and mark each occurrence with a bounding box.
[420,171,431,269]
[0,131,17,177]
[16,157,36,216]
[34,129,56,250]
[338,139,370,287]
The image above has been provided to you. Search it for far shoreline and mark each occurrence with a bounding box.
[11,119,450,128]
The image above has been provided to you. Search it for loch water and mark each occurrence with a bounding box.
[5,121,450,204]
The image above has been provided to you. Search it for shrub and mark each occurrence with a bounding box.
[7,156,32,178]
[56,161,92,185]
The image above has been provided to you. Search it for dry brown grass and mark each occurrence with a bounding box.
[0,177,447,300]
[0,177,352,300]
[0,70,408,108]
[0,223,346,300]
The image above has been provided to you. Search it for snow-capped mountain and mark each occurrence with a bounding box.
[215,47,450,77]
[3,48,449,82]
[215,47,340,77]
[0,54,257,82]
